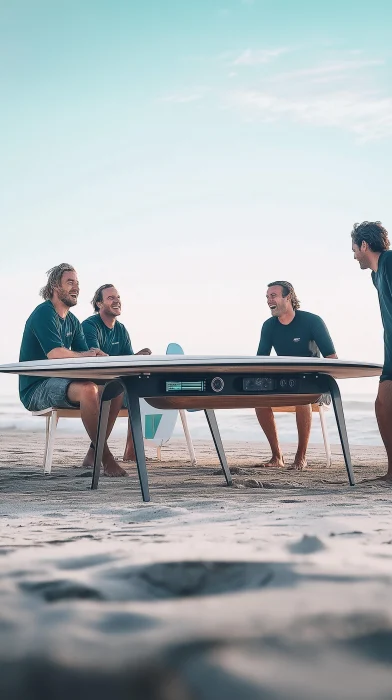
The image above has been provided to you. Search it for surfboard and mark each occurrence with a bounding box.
[139,343,185,446]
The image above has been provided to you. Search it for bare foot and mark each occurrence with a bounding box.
[103,456,128,477]
[123,449,136,462]
[257,456,285,468]
[82,446,95,468]
[362,474,392,483]
[287,460,307,471]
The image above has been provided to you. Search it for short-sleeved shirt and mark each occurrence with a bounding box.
[82,314,134,357]
[372,250,392,376]
[19,300,88,407]
[257,310,336,358]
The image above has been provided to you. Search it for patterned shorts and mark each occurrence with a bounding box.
[26,378,78,411]
[26,378,126,412]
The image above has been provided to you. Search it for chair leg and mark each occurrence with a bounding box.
[44,411,58,475]
[319,405,332,467]
[43,414,50,472]
[179,409,197,466]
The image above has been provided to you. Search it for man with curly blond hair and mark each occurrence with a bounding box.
[19,264,127,477]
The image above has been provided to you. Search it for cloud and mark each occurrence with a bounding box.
[159,91,206,104]
[231,48,290,66]
[228,89,392,140]
[272,59,385,84]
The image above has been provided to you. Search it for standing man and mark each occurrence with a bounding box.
[19,264,127,476]
[82,284,151,464]
[256,280,337,470]
[351,221,392,481]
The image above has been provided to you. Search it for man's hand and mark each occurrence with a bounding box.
[136,348,152,355]
[80,348,109,357]
[91,348,109,357]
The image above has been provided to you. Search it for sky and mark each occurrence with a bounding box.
[1,0,392,398]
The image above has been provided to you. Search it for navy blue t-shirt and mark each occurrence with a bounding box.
[372,250,392,375]
[19,300,88,407]
[257,310,335,357]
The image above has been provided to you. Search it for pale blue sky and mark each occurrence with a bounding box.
[1,0,391,396]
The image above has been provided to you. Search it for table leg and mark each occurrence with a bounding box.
[91,387,112,491]
[123,378,150,503]
[328,376,355,486]
[204,409,232,486]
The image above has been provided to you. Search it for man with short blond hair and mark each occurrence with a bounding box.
[19,264,127,476]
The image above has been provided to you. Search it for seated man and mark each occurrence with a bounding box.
[256,280,337,470]
[19,264,127,477]
[82,284,151,464]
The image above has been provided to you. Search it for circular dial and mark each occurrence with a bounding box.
[211,377,224,392]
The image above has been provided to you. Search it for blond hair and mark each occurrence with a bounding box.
[40,264,75,300]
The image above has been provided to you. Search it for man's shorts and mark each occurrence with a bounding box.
[380,369,392,383]
[26,378,125,412]
[26,378,78,411]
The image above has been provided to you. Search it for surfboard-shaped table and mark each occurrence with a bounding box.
[0,355,382,501]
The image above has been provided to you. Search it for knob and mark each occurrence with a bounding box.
[211,377,224,393]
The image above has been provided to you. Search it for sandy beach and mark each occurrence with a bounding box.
[1,431,392,699]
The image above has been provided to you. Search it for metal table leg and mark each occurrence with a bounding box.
[204,409,232,486]
[328,376,355,486]
[123,378,150,503]
[91,382,113,490]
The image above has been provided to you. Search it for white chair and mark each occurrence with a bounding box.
[32,405,197,474]
[32,341,197,474]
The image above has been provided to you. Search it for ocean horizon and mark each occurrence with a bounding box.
[0,392,382,446]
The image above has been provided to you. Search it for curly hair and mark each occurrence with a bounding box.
[40,263,76,300]
[91,284,115,313]
[268,281,300,310]
[351,221,390,252]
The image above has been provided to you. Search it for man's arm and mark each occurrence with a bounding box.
[311,315,337,358]
[30,307,98,359]
[47,347,100,359]
[257,321,273,356]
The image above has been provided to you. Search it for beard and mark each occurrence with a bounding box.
[57,288,78,307]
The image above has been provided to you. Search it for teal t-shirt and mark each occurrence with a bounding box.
[82,314,134,356]
[372,250,392,374]
[19,300,88,408]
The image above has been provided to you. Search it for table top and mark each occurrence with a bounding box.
[0,355,382,381]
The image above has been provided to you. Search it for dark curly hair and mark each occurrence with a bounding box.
[91,284,115,312]
[268,281,300,310]
[351,221,390,252]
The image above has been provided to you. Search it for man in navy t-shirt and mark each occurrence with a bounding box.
[352,221,392,481]
[256,280,337,470]
[82,284,151,464]
[19,264,127,477]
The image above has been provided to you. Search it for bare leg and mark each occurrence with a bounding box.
[374,380,392,480]
[288,404,312,471]
[255,407,284,467]
[83,388,126,467]
[123,424,136,462]
[67,381,126,477]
